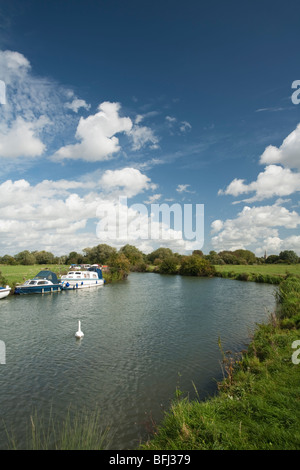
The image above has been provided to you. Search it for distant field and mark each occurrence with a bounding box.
[0,264,69,285]
[215,264,300,278]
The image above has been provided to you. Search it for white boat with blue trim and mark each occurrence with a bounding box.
[0,286,11,299]
[60,266,104,290]
[14,271,63,294]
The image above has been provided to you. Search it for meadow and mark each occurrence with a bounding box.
[214,263,300,284]
[0,264,69,286]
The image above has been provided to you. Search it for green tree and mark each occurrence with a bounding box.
[233,249,256,264]
[15,250,36,265]
[147,247,174,264]
[159,256,179,274]
[192,250,203,257]
[179,256,215,277]
[265,254,280,264]
[279,250,299,264]
[66,251,84,265]
[86,244,117,265]
[34,250,55,264]
[0,254,17,265]
[119,244,144,266]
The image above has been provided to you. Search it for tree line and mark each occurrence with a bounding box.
[0,246,299,278]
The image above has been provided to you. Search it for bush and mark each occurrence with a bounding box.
[179,256,215,277]
[159,256,179,275]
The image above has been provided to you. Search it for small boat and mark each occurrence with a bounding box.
[0,286,11,299]
[60,266,104,290]
[14,270,63,294]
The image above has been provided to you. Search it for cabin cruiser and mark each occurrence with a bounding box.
[14,270,63,294]
[60,266,104,290]
[0,286,11,299]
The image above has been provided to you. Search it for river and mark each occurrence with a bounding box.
[0,273,276,449]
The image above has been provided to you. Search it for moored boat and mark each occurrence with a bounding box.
[14,270,63,294]
[60,266,104,290]
[0,286,11,299]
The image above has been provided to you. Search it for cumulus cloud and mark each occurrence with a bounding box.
[260,123,300,170]
[0,170,199,255]
[218,165,300,202]
[99,167,157,198]
[211,203,300,254]
[52,101,133,162]
[0,116,48,158]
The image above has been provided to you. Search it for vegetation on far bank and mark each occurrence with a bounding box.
[141,275,300,450]
[1,245,300,289]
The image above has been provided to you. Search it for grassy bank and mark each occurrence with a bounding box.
[0,264,69,291]
[141,275,300,450]
[0,264,69,282]
[215,263,300,284]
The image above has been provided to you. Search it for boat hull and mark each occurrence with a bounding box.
[14,285,63,295]
[0,288,11,299]
[61,280,104,290]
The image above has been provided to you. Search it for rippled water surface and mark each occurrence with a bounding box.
[0,273,276,449]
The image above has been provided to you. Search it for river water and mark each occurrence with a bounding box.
[0,273,276,449]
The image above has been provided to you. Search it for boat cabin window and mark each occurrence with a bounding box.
[37,281,47,285]
[29,281,36,285]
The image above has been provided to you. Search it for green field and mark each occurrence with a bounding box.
[215,264,300,279]
[0,264,69,286]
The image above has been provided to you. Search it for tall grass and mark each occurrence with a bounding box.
[6,407,110,450]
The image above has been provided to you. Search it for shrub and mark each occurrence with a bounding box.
[179,256,215,277]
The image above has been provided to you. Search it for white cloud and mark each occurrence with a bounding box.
[99,167,157,198]
[52,101,133,162]
[129,124,159,150]
[176,184,193,193]
[143,194,162,204]
[0,116,48,158]
[211,219,223,234]
[179,120,192,132]
[218,165,300,202]
[260,123,300,170]
[211,203,300,254]
[65,98,91,113]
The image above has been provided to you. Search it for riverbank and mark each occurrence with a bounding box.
[214,264,300,284]
[0,264,125,292]
[141,275,300,450]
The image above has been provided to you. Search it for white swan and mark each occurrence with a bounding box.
[75,320,84,339]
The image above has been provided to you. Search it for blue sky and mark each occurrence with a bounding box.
[0,0,300,256]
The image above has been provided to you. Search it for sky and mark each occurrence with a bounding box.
[0,0,300,256]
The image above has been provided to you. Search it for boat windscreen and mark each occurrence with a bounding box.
[34,271,58,283]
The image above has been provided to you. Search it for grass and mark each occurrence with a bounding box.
[6,407,110,450]
[215,263,300,278]
[0,264,69,287]
[141,276,300,450]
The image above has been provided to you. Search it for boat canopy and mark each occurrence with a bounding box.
[33,270,59,284]
[87,267,103,279]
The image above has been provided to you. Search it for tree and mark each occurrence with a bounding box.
[159,256,179,274]
[34,250,55,265]
[0,255,17,265]
[15,250,36,265]
[107,253,130,278]
[119,244,144,266]
[147,247,174,264]
[86,244,117,265]
[233,249,256,265]
[179,256,215,277]
[279,250,299,264]
[65,251,84,265]
[192,250,203,257]
[265,254,280,264]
